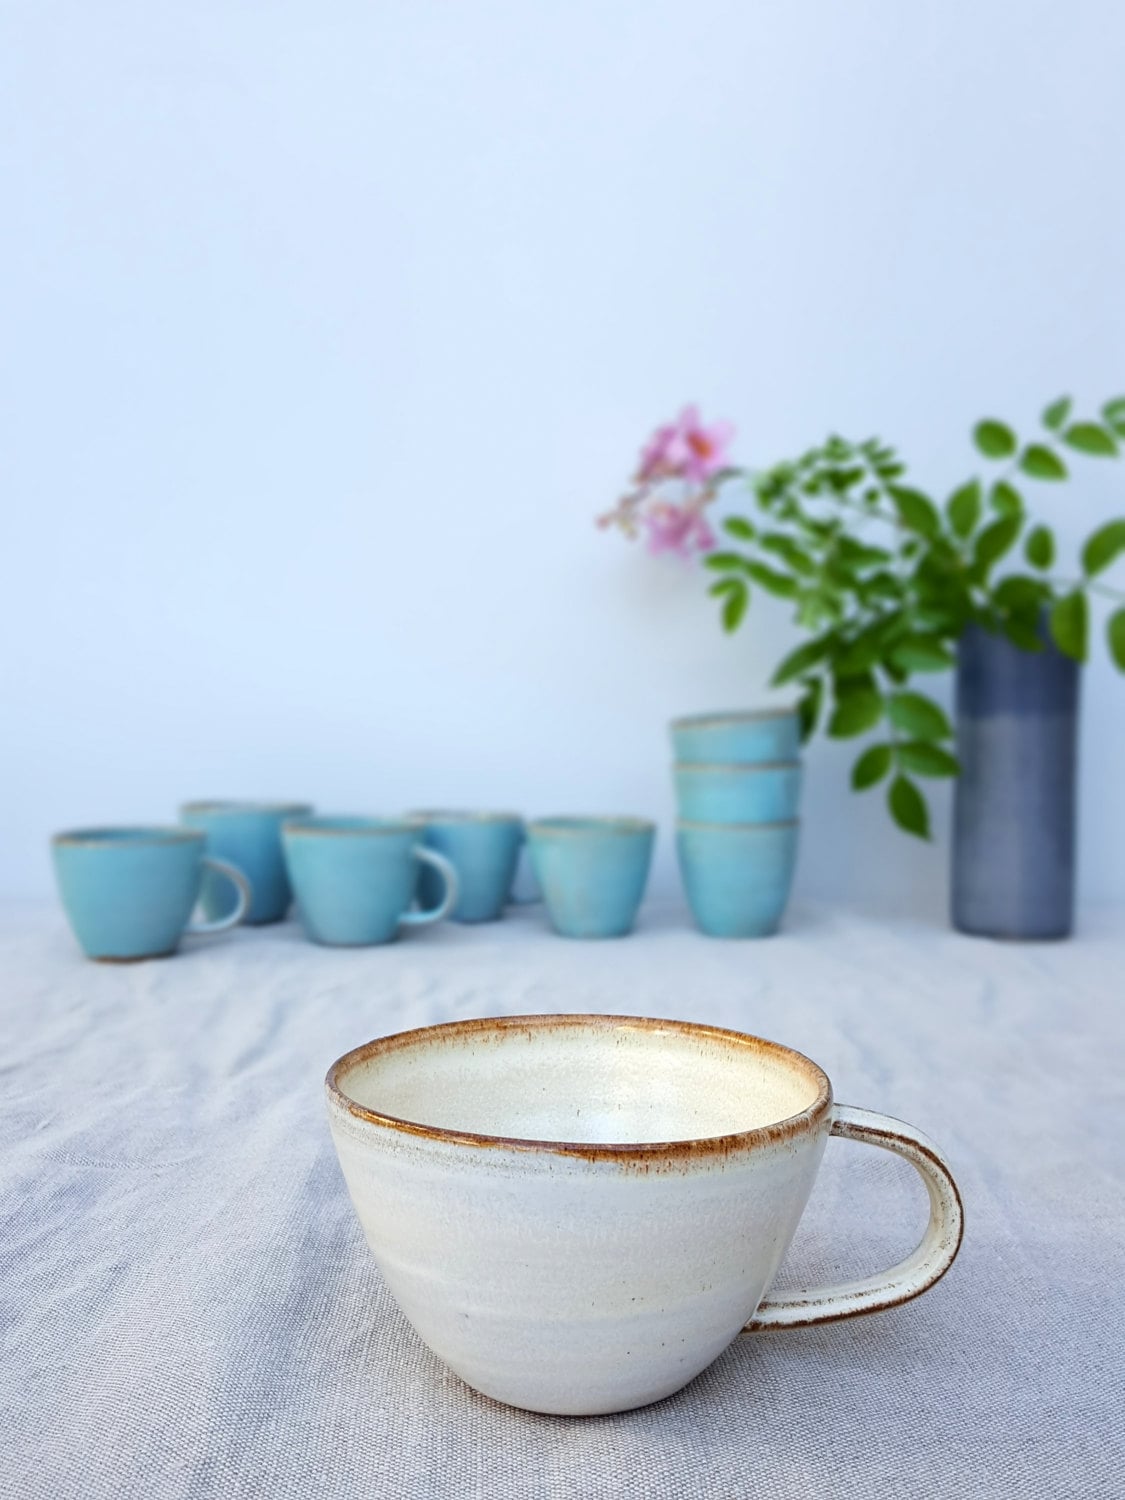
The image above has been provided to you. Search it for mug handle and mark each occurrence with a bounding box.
[744,1105,964,1332]
[187,856,252,936]
[401,847,460,927]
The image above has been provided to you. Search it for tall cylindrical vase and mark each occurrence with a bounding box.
[951,621,1080,939]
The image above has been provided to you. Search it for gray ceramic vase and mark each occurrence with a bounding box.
[951,620,1080,940]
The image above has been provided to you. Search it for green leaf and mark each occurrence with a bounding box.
[974,420,1017,459]
[888,485,940,538]
[771,635,833,687]
[888,634,955,672]
[744,561,799,599]
[759,532,815,576]
[1020,444,1068,481]
[886,692,953,740]
[1081,518,1125,577]
[1024,525,1055,569]
[835,536,893,568]
[703,551,746,572]
[990,480,1023,521]
[721,579,749,633]
[1101,397,1125,437]
[851,743,893,790]
[895,741,960,778]
[888,775,931,839]
[797,677,823,741]
[1042,396,1072,432]
[993,575,1047,614]
[1063,422,1118,457]
[972,515,1022,576]
[1002,612,1046,653]
[946,479,981,538]
[827,689,883,739]
[722,517,755,542]
[1108,608,1125,671]
[708,578,740,598]
[1049,590,1088,662]
[835,631,883,676]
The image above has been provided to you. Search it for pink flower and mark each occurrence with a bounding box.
[634,406,735,484]
[676,404,735,482]
[643,503,716,558]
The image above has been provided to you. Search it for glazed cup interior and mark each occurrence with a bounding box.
[328,1015,827,1148]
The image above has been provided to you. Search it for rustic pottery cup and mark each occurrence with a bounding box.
[676,819,799,938]
[326,1015,963,1416]
[282,816,459,946]
[409,811,538,924]
[51,827,251,961]
[673,762,802,824]
[526,817,655,939]
[180,801,312,925]
[670,708,800,765]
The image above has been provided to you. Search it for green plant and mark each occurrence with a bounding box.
[600,398,1125,838]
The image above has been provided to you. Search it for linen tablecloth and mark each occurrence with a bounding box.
[2,899,1122,1499]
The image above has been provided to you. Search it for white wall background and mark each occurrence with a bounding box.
[2,0,1123,912]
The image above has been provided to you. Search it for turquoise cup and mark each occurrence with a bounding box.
[180,801,312,924]
[51,827,251,961]
[670,709,800,765]
[527,817,655,939]
[411,811,536,924]
[673,762,802,824]
[282,816,459,946]
[676,820,799,938]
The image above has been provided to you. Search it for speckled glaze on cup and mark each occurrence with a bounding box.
[670,708,800,765]
[282,817,459,947]
[677,820,799,937]
[526,817,654,939]
[410,811,532,924]
[673,762,802,824]
[181,801,312,925]
[326,1015,963,1416]
[51,827,251,961]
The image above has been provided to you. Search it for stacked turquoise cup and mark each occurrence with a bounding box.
[671,709,802,937]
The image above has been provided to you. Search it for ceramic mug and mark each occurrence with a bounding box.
[673,762,802,824]
[677,819,799,937]
[326,1015,963,1416]
[410,811,537,924]
[51,827,251,961]
[180,801,312,924]
[282,816,459,946]
[670,708,800,765]
[526,817,655,939]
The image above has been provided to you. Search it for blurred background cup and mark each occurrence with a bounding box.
[673,763,802,824]
[676,820,799,938]
[180,801,312,925]
[51,826,251,961]
[670,708,800,766]
[410,811,536,924]
[527,817,655,939]
[282,816,459,947]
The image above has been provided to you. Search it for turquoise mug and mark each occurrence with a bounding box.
[181,801,312,924]
[673,762,802,824]
[411,811,537,924]
[670,709,800,765]
[282,816,459,946]
[527,817,655,940]
[51,827,251,961]
[676,819,799,938]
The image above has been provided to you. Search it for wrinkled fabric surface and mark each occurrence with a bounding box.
[2,900,1122,1499]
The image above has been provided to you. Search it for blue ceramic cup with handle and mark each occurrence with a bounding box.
[676,820,799,938]
[180,801,312,925]
[411,811,538,924]
[673,762,802,824]
[282,816,459,946]
[51,827,251,961]
[527,817,655,939]
[670,709,800,765]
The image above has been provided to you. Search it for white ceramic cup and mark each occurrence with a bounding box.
[326,1015,963,1416]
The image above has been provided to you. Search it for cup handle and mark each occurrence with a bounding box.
[744,1105,964,1332]
[187,856,252,936]
[401,847,460,927]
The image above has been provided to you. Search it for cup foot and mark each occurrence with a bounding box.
[89,949,177,964]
